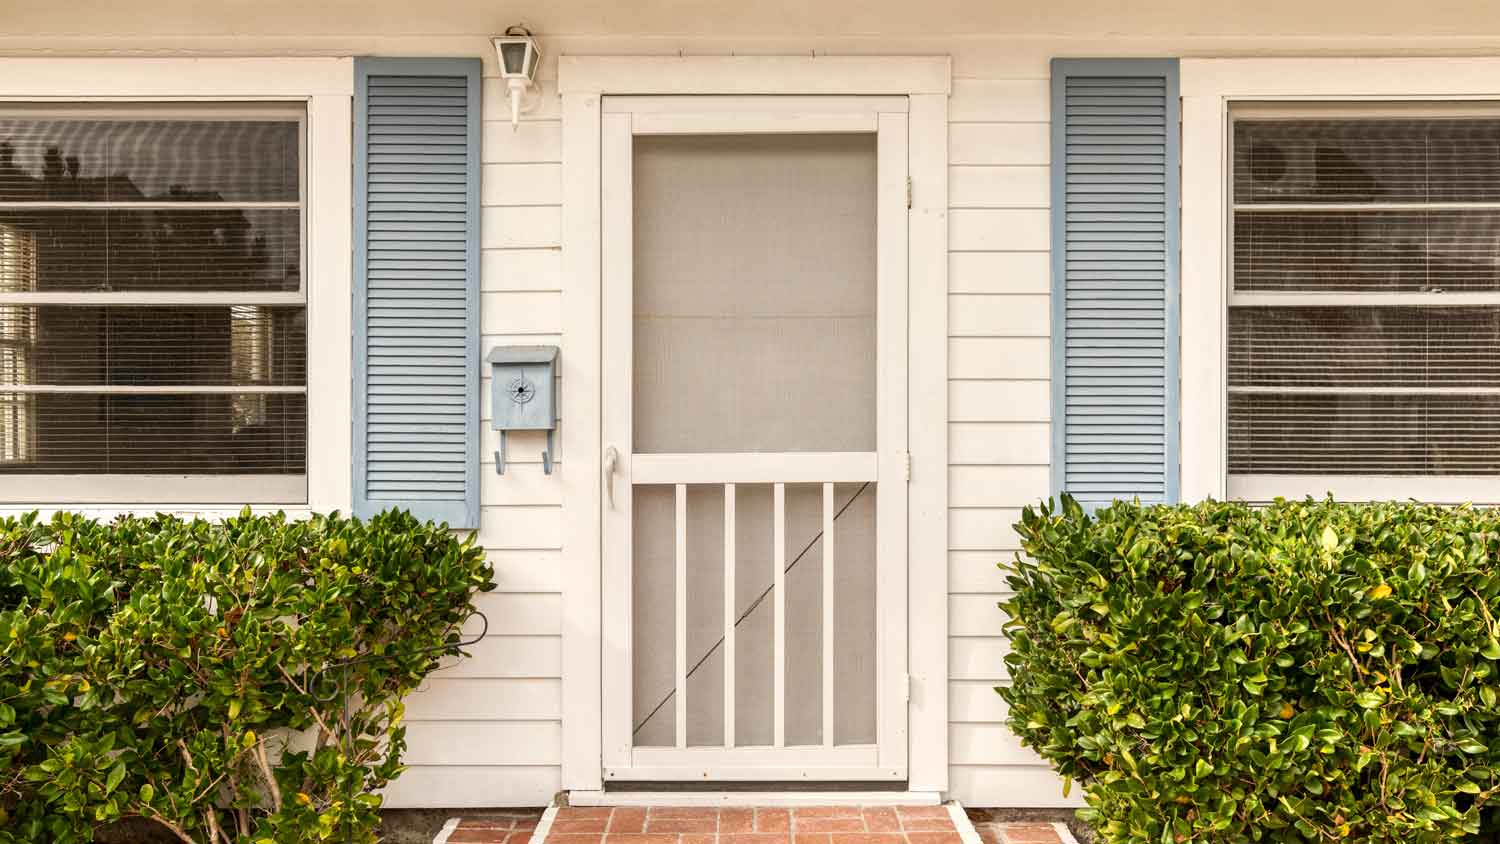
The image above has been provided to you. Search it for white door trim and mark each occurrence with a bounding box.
[560,54,950,794]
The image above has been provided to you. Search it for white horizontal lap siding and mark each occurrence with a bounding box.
[945,75,1078,808]
[391,73,563,809]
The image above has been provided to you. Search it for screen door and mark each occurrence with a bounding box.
[599,97,909,782]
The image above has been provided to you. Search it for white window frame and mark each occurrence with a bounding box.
[0,58,353,515]
[1182,58,1500,504]
[557,55,950,798]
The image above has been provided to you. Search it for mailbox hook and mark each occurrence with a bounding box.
[495,430,554,476]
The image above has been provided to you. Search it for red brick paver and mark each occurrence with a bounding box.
[967,820,1068,844]
[441,805,1069,844]
[444,811,548,844]
[442,806,959,844]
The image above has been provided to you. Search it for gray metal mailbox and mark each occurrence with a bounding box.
[488,345,558,475]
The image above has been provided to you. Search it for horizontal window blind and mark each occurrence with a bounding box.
[1236,211,1500,293]
[1229,307,1500,388]
[1234,118,1500,205]
[1229,393,1500,475]
[0,105,306,495]
[1230,109,1500,487]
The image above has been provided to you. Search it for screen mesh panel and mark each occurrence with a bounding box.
[0,107,305,484]
[1231,111,1500,483]
[631,133,877,454]
[632,483,877,748]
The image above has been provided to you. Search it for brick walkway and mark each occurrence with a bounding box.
[436,806,1069,844]
[439,810,542,844]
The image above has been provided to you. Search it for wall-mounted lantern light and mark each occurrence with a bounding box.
[492,26,541,130]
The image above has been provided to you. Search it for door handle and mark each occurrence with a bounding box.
[603,446,620,509]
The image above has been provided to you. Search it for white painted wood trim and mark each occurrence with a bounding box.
[905,91,949,793]
[432,817,461,844]
[1177,57,1500,504]
[875,109,911,778]
[567,791,943,807]
[619,743,879,771]
[723,483,737,749]
[1181,57,1500,98]
[607,746,905,782]
[631,112,877,135]
[604,95,910,114]
[948,802,982,844]
[559,56,951,96]
[530,806,562,844]
[304,90,354,514]
[0,58,354,98]
[8,475,306,504]
[822,482,835,749]
[0,506,313,521]
[1229,292,1500,307]
[598,111,634,774]
[0,291,308,306]
[1230,474,1500,505]
[629,452,879,484]
[0,59,353,515]
[674,482,689,750]
[558,54,951,794]
[559,89,605,793]
[773,482,787,749]
[4,385,306,395]
[1180,92,1228,503]
[0,201,300,210]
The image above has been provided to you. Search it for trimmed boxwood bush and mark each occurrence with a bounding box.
[0,509,492,844]
[1002,496,1500,844]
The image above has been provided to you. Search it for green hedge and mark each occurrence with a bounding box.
[0,509,492,844]
[1002,496,1500,844]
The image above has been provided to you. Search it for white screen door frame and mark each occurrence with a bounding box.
[558,56,951,797]
[600,96,909,782]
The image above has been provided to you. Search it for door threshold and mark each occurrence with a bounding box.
[566,790,943,807]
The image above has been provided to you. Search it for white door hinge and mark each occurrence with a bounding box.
[903,451,912,481]
[901,674,911,703]
[905,177,913,209]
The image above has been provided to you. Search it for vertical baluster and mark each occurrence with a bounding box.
[773,482,786,748]
[723,483,736,748]
[822,482,835,748]
[675,483,688,749]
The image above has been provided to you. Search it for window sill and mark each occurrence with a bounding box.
[1229,473,1500,506]
[0,473,306,507]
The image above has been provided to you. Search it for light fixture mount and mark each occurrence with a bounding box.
[492,25,541,130]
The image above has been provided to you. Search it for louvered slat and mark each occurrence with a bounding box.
[1051,59,1180,507]
[352,59,481,528]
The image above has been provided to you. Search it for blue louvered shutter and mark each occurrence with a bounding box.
[1050,59,1180,507]
[352,58,481,528]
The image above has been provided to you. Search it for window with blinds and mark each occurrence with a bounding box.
[1229,105,1500,501]
[0,105,306,503]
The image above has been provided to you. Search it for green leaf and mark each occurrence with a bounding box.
[1459,738,1489,754]
[104,762,125,795]
[1320,525,1339,552]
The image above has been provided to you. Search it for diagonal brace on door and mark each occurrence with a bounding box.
[633,481,872,736]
